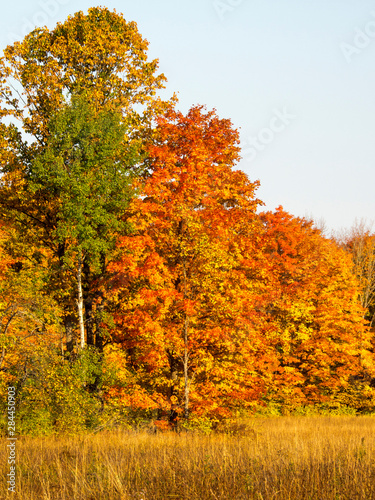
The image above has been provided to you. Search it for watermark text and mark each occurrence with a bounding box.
[242,106,296,162]
[213,0,247,21]
[7,0,71,45]
[340,11,375,63]
[7,386,16,493]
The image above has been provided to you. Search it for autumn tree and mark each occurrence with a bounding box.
[0,7,169,350]
[257,208,374,412]
[0,220,62,408]
[107,106,266,421]
[335,220,375,328]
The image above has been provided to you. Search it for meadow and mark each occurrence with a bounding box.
[1,415,375,499]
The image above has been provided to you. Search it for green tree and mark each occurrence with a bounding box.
[29,95,139,349]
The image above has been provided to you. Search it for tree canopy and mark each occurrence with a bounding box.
[0,8,374,433]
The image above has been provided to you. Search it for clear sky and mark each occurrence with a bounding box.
[1,0,375,232]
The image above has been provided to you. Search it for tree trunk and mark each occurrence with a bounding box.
[182,255,190,420]
[77,252,85,350]
[64,314,75,353]
[183,315,190,420]
[95,295,105,352]
[83,258,95,347]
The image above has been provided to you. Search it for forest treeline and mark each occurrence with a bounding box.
[0,8,374,434]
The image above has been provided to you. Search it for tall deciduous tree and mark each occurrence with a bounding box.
[108,106,266,421]
[257,208,374,411]
[0,7,169,349]
[29,95,139,349]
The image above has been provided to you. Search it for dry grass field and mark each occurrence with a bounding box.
[1,416,375,500]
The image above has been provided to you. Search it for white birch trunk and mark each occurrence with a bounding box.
[77,252,85,349]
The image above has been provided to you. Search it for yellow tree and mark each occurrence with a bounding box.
[336,220,375,328]
[0,221,61,402]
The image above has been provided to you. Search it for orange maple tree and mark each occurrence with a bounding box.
[256,207,374,411]
[106,105,267,421]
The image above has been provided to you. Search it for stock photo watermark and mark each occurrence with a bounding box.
[7,0,70,44]
[242,106,296,163]
[6,386,16,493]
[213,0,247,21]
[340,11,375,63]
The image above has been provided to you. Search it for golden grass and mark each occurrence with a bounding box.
[1,416,375,499]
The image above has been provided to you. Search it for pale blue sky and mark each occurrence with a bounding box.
[1,0,375,232]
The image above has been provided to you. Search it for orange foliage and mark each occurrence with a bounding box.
[107,106,266,419]
[257,208,373,410]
